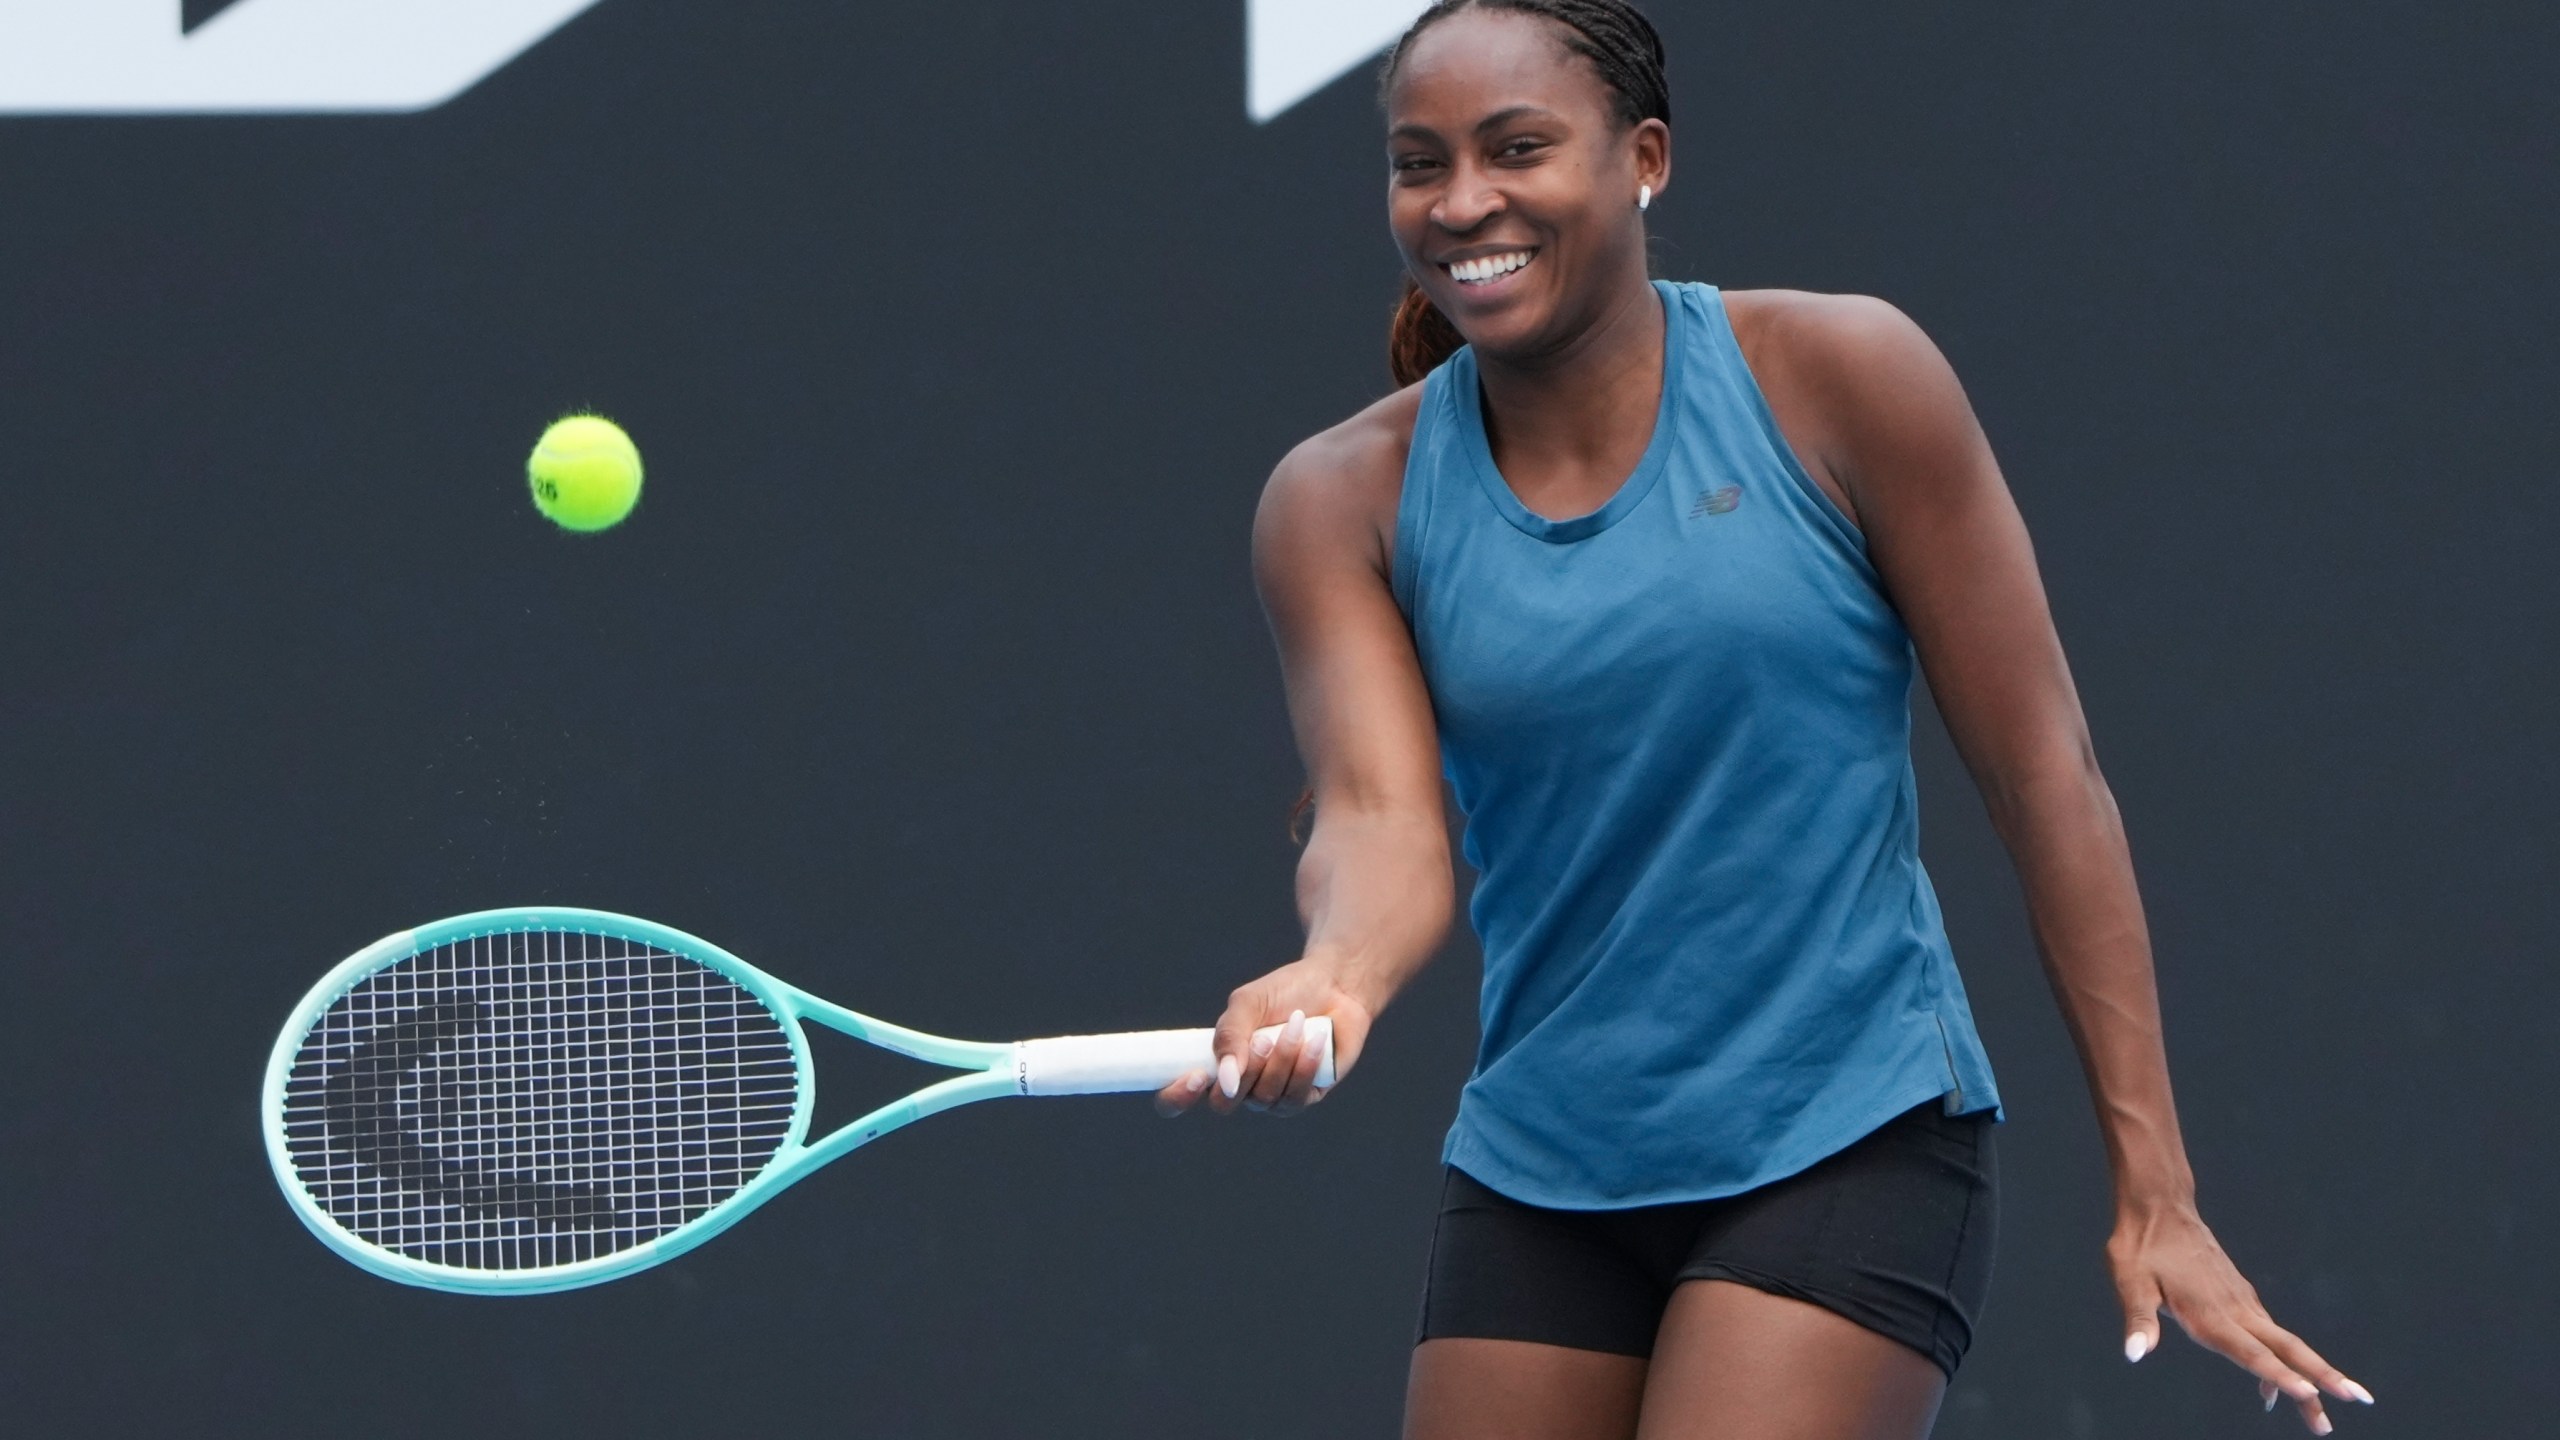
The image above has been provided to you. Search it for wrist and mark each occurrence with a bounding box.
[1298,943,1394,1019]
[2094,1101,2197,1217]
[2112,1170,2199,1222]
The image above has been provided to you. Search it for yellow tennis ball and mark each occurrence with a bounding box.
[528,414,643,532]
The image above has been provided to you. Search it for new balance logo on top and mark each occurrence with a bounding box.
[1692,486,1744,518]
[1,1,1422,120]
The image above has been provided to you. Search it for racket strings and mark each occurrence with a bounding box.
[279,931,798,1272]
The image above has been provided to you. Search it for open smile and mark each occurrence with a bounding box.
[1442,248,1538,288]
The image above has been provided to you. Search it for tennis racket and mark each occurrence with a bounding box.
[261,906,1332,1295]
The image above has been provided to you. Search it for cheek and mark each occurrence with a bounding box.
[1386,190,1436,256]
[1523,161,1604,223]
[1526,196,1618,273]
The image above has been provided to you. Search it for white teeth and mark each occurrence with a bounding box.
[1448,250,1533,284]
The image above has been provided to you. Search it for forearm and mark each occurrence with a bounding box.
[1294,805,1454,1017]
[1991,758,2196,1211]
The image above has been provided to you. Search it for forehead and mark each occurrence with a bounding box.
[1386,8,1610,128]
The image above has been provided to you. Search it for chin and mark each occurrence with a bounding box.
[1450,301,1562,364]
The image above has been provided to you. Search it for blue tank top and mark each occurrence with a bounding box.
[1392,280,2001,1210]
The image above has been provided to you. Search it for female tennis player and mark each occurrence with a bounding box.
[1158,3,2370,1436]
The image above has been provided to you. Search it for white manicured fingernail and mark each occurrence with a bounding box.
[2343,1381,2374,1405]
[2264,1388,2279,1412]
[1250,1029,1276,1058]
[2313,1415,2332,1436]
[2125,1333,2151,1363]
[1184,1070,1210,1094]
[1217,1055,1240,1098]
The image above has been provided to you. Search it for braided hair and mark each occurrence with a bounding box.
[1380,0,1669,388]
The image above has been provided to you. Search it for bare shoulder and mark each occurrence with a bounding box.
[1720,290,1982,516]
[1730,285,1966,409]
[1722,288,1952,394]
[1255,383,1425,578]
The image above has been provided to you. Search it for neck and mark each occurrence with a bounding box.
[1472,277,1666,474]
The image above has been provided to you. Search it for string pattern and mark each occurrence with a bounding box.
[279,929,799,1272]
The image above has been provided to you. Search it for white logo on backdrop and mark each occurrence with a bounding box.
[0,0,1423,119]
[0,0,608,114]
[1248,0,1430,122]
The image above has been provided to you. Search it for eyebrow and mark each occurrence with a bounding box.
[1388,104,1570,144]
[1473,104,1564,135]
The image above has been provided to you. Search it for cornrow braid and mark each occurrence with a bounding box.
[1379,0,1668,128]
[1380,0,1669,388]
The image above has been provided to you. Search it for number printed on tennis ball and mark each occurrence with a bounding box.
[527,414,643,532]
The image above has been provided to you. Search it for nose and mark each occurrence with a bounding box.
[1430,159,1505,235]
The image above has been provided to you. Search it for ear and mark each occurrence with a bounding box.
[1630,117,1671,202]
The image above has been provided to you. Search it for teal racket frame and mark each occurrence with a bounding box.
[264,906,1333,1295]
[265,907,1013,1296]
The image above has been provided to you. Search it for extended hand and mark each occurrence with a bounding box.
[2112,1201,2373,1433]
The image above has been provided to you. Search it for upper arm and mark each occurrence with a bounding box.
[1252,400,1446,826]
[1791,297,2098,807]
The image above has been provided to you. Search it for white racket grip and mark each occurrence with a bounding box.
[1011,1017,1336,1097]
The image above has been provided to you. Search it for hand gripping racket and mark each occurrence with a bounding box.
[261,907,1332,1295]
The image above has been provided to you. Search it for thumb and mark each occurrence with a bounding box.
[2119,1272,2165,1363]
[1211,984,1277,1101]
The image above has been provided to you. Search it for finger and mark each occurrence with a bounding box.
[1246,1010,1306,1111]
[2196,1323,2328,1434]
[1206,1044,1250,1115]
[2257,1378,2333,1434]
[2255,1377,2325,1430]
[2117,1271,2164,1363]
[2217,1315,2327,1412]
[1153,1068,1211,1118]
[1217,1014,1283,1112]
[2258,1319,2374,1407]
[1211,986,1277,1104]
[1206,1044,1255,1115]
[1269,1018,1331,1115]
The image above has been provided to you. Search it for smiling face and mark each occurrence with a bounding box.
[1385,8,1669,366]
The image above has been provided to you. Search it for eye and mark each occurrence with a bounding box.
[1495,138,1548,162]
[1392,154,1445,176]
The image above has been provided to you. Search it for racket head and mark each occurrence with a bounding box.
[261,908,818,1295]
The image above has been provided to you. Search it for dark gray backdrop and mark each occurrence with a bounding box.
[2,2,2551,1435]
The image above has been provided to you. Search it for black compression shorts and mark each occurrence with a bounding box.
[1416,1100,1998,1377]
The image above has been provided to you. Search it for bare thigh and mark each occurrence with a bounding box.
[1636,1280,1947,1440]
[1406,1338,1648,1440]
